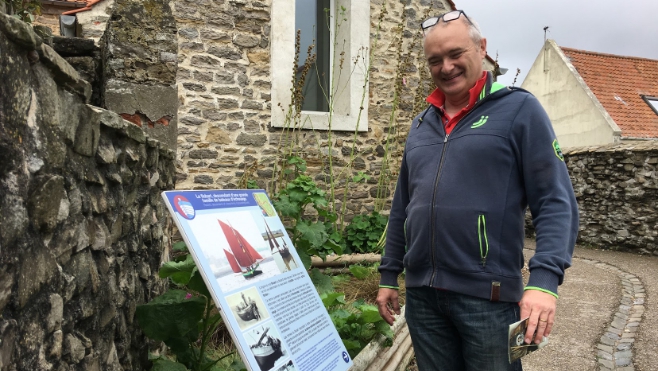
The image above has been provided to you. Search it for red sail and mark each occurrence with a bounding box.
[224,249,241,273]
[240,231,263,260]
[218,220,262,267]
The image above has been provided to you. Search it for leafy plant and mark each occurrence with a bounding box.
[272,156,344,267]
[321,293,393,358]
[344,211,388,254]
[136,242,245,371]
[3,0,41,23]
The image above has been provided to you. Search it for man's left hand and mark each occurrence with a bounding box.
[518,290,556,344]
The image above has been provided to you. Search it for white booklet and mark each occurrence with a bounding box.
[162,189,353,371]
[508,317,549,363]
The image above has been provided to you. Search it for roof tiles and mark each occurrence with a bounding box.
[561,47,658,139]
[61,0,104,15]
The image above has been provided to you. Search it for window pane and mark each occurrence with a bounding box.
[648,99,658,113]
[295,0,331,112]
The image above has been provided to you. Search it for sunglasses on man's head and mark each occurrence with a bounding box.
[421,10,473,34]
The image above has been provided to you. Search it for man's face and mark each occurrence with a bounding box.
[423,19,487,100]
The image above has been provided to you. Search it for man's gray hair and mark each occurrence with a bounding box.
[467,17,483,44]
[424,14,484,45]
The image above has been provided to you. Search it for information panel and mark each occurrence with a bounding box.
[162,190,352,371]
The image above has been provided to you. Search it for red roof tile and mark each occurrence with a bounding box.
[61,0,104,15]
[561,47,658,139]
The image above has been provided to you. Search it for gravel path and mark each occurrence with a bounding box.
[523,241,658,371]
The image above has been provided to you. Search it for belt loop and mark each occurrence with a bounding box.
[490,281,501,302]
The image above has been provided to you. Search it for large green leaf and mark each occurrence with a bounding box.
[349,265,370,280]
[310,268,334,294]
[172,241,188,252]
[287,156,307,172]
[151,358,187,371]
[355,304,382,324]
[296,221,328,248]
[272,195,299,217]
[297,250,312,270]
[287,187,309,204]
[159,255,197,285]
[375,320,394,340]
[136,290,205,342]
[324,237,343,255]
[320,291,345,307]
[309,193,328,208]
[187,269,211,298]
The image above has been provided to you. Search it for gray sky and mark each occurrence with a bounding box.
[455,0,658,86]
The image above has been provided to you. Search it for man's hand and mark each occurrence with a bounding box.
[518,290,557,344]
[376,288,400,326]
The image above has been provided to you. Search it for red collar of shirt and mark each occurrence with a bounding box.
[425,71,488,134]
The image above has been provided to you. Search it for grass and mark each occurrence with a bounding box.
[332,267,406,307]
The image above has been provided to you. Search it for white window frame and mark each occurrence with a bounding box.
[271,0,370,132]
[642,95,658,116]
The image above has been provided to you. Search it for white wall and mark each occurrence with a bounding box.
[522,40,621,148]
[76,0,115,44]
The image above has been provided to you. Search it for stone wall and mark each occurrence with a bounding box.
[76,0,115,43]
[566,142,658,254]
[0,13,175,370]
[102,0,179,150]
[172,0,451,219]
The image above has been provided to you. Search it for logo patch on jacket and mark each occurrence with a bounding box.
[471,115,489,128]
[553,139,564,161]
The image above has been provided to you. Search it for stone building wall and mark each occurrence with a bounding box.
[565,142,658,254]
[0,13,175,370]
[172,0,451,219]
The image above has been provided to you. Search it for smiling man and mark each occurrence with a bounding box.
[376,10,579,371]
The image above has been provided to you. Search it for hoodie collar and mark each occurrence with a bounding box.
[426,71,494,110]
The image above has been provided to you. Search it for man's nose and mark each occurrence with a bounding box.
[441,59,455,74]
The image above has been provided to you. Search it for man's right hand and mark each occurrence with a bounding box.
[376,287,401,326]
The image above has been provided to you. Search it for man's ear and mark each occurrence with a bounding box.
[480,38,487,57]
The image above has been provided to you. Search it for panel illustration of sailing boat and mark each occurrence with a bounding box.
[162,190,353,371]
[219,219,264,279]
[263,218,298,273]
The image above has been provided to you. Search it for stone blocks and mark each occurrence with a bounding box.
[0,18,175,370]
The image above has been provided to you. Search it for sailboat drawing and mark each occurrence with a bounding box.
[219,220,264,279]
[263,219,296,272]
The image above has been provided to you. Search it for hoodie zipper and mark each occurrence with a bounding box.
[428,91,500,285]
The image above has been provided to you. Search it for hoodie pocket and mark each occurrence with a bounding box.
[434,208,490,273]
[477,214,489,268]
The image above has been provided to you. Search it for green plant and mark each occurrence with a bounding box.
[136,242,245,371]
[309,267,392,358]
[321,293,393,358]
[344,212,388,254]
[272,156,344,268]
[3,0,41,23]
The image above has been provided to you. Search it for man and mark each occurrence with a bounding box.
[376,10,578,371]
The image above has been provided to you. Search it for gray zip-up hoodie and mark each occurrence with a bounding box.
[379,80,579,303]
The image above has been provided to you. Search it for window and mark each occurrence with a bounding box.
[296,0,331,112]
[642,95,658,116]
[271,1,370,131]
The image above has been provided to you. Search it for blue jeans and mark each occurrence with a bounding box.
[405,286,522,371]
